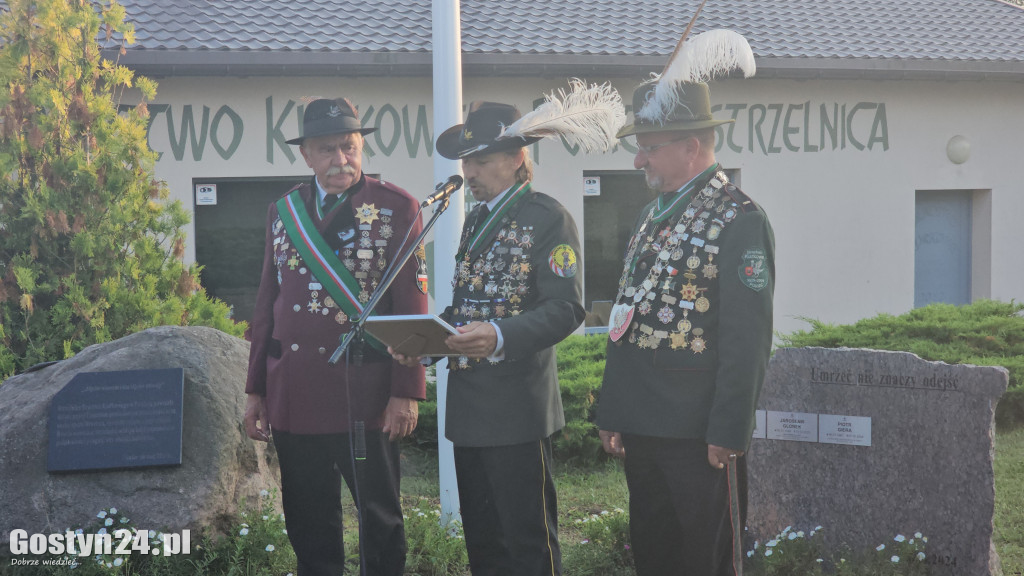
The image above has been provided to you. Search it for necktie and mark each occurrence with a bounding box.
[472,204,490,233]
[322,193,342,213]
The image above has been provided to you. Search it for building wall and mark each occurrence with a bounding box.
[144,75,1024,336]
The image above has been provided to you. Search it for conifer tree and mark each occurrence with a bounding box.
[0,0,245,378]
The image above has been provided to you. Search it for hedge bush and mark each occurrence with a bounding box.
[778,299,1024,430]
[410,299,1024,462]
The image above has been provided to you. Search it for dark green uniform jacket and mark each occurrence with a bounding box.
[443,184,585,447]
[598,166,774,451]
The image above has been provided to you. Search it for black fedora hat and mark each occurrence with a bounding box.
[435,101,542,160]
[285,98,377,145]
[616,81,733,138]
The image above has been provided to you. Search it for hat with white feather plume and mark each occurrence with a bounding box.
[436,79,626,160]
[617,24,756,138]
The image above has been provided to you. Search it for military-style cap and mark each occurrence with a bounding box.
[616,81,734,138]
[435,101,542,160]
[285,98,376,145]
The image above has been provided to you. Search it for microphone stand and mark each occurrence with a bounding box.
[329,192,454,365]
[326,187,455,576]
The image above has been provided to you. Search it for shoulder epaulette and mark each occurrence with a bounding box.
[722,183,761,214]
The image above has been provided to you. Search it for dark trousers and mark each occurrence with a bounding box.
[622,435,747,576]
[454,438,561,576]
[273,429,406,576]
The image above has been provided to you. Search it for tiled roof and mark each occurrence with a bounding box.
[111,0,1024,77]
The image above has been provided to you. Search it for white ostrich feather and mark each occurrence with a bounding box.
[497,79,626,153]
[637,29,756,124]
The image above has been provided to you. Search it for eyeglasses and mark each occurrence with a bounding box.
[634,137,686,156]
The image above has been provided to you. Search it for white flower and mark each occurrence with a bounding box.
[97,511,107,519]
[815,525,823,531]
[580,539,589,544]
[417,512,426,517]
[104,518,113,526]
[796,531,804,538]
[895,534,906,543]
[766,540,778,547]
[75,528,83,535]
[109,508,117,514]
[876,544,885,551]
[816,559,823,563]
[747,550,754,558]
[922,536,928,542]
[97,528,107,535]
[614,508,625,514]
[283,529,288,535]
[263,515,269,521]
[753,540,759,549]
[788,532,797,540]
[113,558,123,567]
[600,510,609,515]
[914,532,923,539]
[239,527,249,536]
[810,530,816,537]
[120,517,129,524]
[260,489,269,497]
[783,525,792,534]
[891,555,900,563]
[106,562,113,568]
[917,552,926,561]
[265,544,275,552]
[765,549,773,557]
[280,514,286,521]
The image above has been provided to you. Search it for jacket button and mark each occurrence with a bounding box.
[319,347,327,355]
[291,344,299,352]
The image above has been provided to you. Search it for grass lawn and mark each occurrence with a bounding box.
[379,426,1024,576]
[995,427,1024,576]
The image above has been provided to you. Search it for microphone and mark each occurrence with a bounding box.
[421,175,464,208]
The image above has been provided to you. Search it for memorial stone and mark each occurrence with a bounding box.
[748,347,1007,576]
[48,368,185,472]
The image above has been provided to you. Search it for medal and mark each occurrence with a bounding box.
[608,303,635,342]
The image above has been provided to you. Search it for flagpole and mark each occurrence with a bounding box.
[431,0,464,526]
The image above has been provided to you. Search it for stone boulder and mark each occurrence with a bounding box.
[0,326,278,548]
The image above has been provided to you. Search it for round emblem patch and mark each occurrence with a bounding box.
[548,244,578,278]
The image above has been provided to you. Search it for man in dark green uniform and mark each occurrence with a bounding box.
[598,80,775,575]
[395,101,586,576]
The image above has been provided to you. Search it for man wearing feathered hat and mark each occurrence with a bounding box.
[597,28,775,576]
[244,97,428,576]
[392,83,623,575]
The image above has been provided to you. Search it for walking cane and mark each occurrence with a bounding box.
[728,454,744,576]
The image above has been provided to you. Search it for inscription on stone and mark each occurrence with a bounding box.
[748,347,1007,576]
[47,369,184,472]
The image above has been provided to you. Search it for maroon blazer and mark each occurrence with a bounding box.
[245,176,427,434]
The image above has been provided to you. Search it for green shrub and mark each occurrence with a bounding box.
[778,299,1024,429]
[0,0,245,380]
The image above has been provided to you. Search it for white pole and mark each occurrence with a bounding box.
[431,0,463,526]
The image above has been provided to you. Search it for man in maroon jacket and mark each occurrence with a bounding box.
[243,98,427,576]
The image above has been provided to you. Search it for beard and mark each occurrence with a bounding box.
[644,171,664,192]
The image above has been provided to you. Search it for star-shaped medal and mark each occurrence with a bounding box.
[356,203,380,225]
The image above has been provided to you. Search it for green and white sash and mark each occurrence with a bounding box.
[276,190,386,352]
[458,181,531,261]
